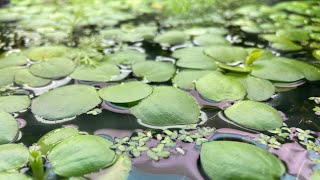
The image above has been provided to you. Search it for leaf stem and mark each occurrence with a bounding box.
[29,149,44,180]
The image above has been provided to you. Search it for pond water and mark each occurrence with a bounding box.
[0,0,320,180]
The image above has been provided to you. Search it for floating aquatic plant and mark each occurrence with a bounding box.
[31,85,101,120]
[200,141,286,180]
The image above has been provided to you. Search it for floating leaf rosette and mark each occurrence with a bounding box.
[200,141,285,180]
[195,71,246,101]
[48,135,116,177]
[132,61,176,82]
[224,100,282,131]
[0,95,31,113]
[99,81,153,103]
[31,85,101,120]
[0,112,19,145]
[0,144,29,171]
[131,86,200,126]
[70,62,120,82]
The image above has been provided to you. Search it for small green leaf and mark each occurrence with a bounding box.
[147,150,159,161]
[245,49,264,66]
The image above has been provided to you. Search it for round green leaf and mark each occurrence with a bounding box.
[279,57,320,81]
[0,172,31,180]
[131,86,200,126]
[99,81,153,103]
[48,135,116,177]
[172,70,212,90]
[193,34,229,46]
[0,96,31,113]
[93,155,131,180]
[31,85,101,120]
[37,128,80,155]
[204,46,248,63]
[224,100,282,130]
[15,69,51,87]
[195,72,246,101]
[0,55,28,69]
[251,59,304,82]
[173,47,218,70]
[0,67,21,87]
[0,144,29,171]
[70,62,120,82]
[200,141,285,180]
[0,112,19,145]
[154,31,189,46]
[29,58,76,79]
[276,29,309,42]
[26,46,69,61]
[227,74,275,101]
[107,50,146,65]
[271,41,302,51]
[132,61,176,82]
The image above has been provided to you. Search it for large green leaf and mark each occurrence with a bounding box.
[70,62,120,82]
[195,72,246,101]
[200,141,285,180]
[107,50,146,65]
[48,135,116,177]
[279,57,320,81]
[173,47,218,70]
[94,155,131,180]
[172,70,212,90]
[0,96,31,113]
[0,172,31,180]
[203,46,248,63]
[193,34,229,46]
[15,69,51,87]
[251,59,304,82]
[31,85,101,120]
[99,81,153,103]
[154,31,189,46]
[0,112,19,145]
[132,61,176,82]
[29,58,76,79]
[26,46,69,61]
[0,144,29,172]
[131,86,200,126]
[276,29,309,42]
[227,74,275,101]
[224,100,282,130]
[0,55,28,69]
[0,67,21,87]
[37,128,80,155]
